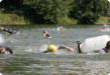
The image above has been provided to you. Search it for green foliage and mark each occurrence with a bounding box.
[78,12,98,24]
[95,16,108,24]
[70,0,110,24]
[0,13,27,24]
[24,0,73,24]
[0,0,110,24]
[1,0,23,9]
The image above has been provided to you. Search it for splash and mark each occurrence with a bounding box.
[80,35,110,53]
[0,34,5,45]
[39,44,48,52]
[0,0,2,3]
[108,0,110,3]
[0,72,2,75]
[108,72,110,75]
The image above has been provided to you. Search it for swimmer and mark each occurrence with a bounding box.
[42,44,74,53]
[102,40,110,53]
[93,40,110,54]
[0,27,16,34]
[100,24,110,32]
[57,26,65,31]
[0,46,13,54]
[43,31,52,38]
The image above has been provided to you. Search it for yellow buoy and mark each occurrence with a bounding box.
[48,37,52,39]
[47,45,57,52]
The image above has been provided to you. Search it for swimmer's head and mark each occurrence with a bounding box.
[0,48,6,54]
[43,31,48,33]
[0,27,5,30]
[106,41,110,49]
[47,45,57,52]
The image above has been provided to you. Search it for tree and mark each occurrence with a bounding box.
[70,0,110,24]
[1,0,23,9]
[24,0,73,24]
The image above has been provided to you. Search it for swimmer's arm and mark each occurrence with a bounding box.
[4,29,14,34]
[58,46,74,52]
[6,47,13,54]
[0,27,16,35]
[9,49,13,54]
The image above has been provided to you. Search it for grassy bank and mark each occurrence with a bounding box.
[0,13,29,25]
[0,13,109,25]
[0,13,78,25]
[95,16,110,25]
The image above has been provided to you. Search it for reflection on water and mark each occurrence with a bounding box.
[0,25,110,75]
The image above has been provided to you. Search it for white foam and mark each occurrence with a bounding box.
[0,72,3,75]
[108,72,110,75]
[0,0,2,3]
[80,35,110,52]
[39,44,48,52]
[0,34,5,45]
[108,0,110,3]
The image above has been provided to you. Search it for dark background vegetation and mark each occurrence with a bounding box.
[0,0,110,25]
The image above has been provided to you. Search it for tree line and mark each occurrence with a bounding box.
[0,0,110,24]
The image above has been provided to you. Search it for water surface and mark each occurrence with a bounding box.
[0,25,110,75]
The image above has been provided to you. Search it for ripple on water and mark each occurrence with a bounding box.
[0,26,110,75]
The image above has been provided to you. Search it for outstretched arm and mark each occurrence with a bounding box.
[4,29,16,34]
[5,47,13,54]
[58,46,74,52]
[0,27,16,34]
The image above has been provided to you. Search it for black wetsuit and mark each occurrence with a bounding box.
[103,48,108,53]
[4,29,16,34]
[0,46,13,54]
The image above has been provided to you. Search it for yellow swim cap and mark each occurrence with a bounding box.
[47,45,57,52]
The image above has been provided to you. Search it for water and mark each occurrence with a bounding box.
[0,25,110,75]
